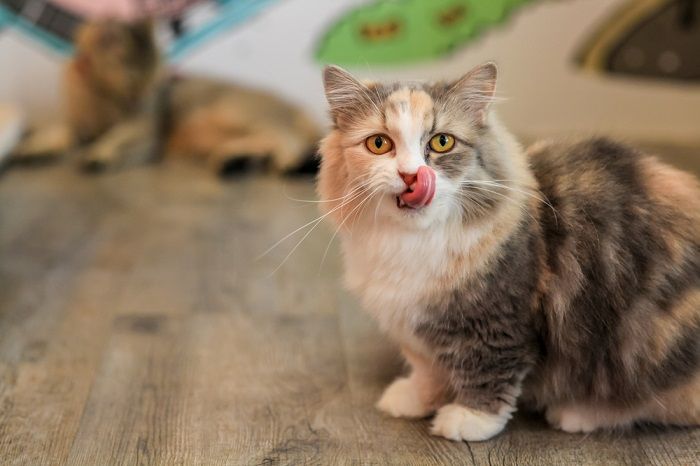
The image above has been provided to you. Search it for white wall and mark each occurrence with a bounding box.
[0,32,63,125]
[2,0,699,144]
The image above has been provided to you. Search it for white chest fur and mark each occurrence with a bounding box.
[341,221,487,352]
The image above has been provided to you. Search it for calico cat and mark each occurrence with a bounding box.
[16,20,320,175]
[317,63,700,441]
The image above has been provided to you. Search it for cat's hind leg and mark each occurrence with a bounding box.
[546,374,700,433]
[640,372,700,427]
[545,404,621,433]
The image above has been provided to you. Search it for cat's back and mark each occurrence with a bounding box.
[523,137,699,406]
[526,137,699,244]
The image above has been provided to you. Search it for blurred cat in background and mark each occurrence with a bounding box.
[16,20,320,175]
[317,63,699,441]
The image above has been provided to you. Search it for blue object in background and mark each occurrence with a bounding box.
[167,0,280,60]
[0,1,76,54]
[0,0,280,60]
[0,7,8,30]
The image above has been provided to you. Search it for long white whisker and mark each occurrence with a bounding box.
[461,180,558,223]
[461,180,550,206]
[282,173,366,204]
[458,190,489,214]
[462,184,538,224]
[451,190,489,220]
[373,193,383,226]
[257,184,369,259]
[284,194,347,204]
[267,219,320,277]
[265,186,372,276]
[318,185,382,272]
[352,186,381,230]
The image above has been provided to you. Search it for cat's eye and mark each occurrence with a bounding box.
[429,133,455,153]
[365,134,393,155]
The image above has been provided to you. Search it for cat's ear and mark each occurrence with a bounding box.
[450,62,498,125]
[323,66,374,127]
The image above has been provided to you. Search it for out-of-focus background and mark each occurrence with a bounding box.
[1,0,699,142]
[0,1,698,464]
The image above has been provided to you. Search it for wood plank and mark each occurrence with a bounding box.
[150,177,353,465]
[0,167,114,465]
[0,161,697,465]
[0,167,171,465]
[66,314,194,465]
[66,165,225,465]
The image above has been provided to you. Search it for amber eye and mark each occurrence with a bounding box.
[429,133,455,153]
[365,134,393,155]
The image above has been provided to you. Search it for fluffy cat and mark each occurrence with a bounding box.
[317,63,700,441]
[16,20,319,175]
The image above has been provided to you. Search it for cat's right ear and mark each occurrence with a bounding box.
[323,66,373,127]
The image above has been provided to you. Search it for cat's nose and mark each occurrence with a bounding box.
[399,172,417,188]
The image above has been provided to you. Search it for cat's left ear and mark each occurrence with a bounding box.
[450,62,498,125]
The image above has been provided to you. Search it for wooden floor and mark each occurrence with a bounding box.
[0,152,698,465]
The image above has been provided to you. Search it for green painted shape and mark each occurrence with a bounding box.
[317,0,535,66]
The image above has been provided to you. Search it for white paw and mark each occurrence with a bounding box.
[376,377,432,418]
[546,406,596,433]
[430,404,508,442]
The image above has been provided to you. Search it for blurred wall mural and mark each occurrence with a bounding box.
[315,0,699,81]
[1,0,698,143]
[0,0,280,58]
[316,0,536,65]
[5,0,698,82]
[576,0,699,83]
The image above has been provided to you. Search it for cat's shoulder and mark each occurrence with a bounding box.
[523,136,698,190]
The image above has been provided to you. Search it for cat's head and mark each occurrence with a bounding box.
[72,20,158,99]
[318,63,527,230]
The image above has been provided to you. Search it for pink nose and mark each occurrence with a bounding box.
[399,172,417,187]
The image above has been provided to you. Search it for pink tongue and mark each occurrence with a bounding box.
[400,166,436,209]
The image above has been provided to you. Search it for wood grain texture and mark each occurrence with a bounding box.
[0,153,698,465]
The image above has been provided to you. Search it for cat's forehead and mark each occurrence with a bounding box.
[381,86,435,132]
[386,87,433,117]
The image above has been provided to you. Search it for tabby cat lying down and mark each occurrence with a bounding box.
[317,63,699,441]
[23,20,319,175]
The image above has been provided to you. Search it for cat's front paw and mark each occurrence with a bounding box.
[430,404,508,442]
[376,377,432,419]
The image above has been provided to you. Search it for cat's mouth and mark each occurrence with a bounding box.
[396,195,411,209]
[395,191,427,210]
[396,166,436,210]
